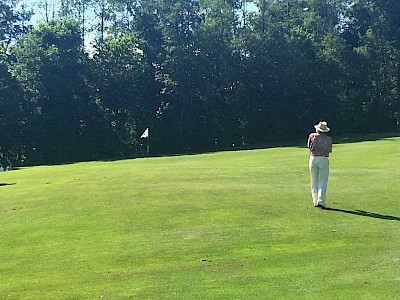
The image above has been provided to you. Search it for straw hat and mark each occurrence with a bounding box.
[314,121,330,133]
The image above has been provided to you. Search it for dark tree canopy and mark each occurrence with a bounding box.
[0,0,399,165]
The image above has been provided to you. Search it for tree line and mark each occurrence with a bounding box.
[1,0,399,165]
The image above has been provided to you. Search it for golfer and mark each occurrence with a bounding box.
[307,121,332,209]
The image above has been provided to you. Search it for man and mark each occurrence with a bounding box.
[307,121,332,209]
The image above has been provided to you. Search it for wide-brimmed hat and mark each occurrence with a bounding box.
[314,121,330,133]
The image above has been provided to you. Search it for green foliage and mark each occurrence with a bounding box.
[0,51,25,159]
[341,0,400,132]
[0,137,399,298]
[0,0,399,164]
[91,32,160,155]
[0,0,32,49]
[9,19,117,163]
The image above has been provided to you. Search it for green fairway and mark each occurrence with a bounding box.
[0,136,399,299]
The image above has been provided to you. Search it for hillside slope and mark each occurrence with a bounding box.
[0,137,399,299]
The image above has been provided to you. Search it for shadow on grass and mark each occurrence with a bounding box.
[0,183,16,187]
[332,132,399,145]
[328,207,400,221]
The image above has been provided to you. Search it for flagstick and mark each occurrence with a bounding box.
[140,127,150,156]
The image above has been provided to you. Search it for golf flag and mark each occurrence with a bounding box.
[140,128,149,139]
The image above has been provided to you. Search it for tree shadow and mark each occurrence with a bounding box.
[328,207,400,221]
[332,132,399,145]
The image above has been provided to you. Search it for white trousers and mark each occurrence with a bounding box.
[309,156,329,206]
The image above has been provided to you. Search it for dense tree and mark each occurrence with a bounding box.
[373,0,400,131]
[0,0,398,165]
[341,0,399,132]
[0,51,25,159]
[10,19,106,163]
[89,32,162,156]
[0,0,32,160]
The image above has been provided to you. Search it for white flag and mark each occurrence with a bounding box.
[140,128,149,139]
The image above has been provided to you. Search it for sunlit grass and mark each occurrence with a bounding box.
[0,136,399,299]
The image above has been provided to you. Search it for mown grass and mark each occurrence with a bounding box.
[0,136,399,299]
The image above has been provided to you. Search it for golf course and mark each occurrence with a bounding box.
[0,135,399,299]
